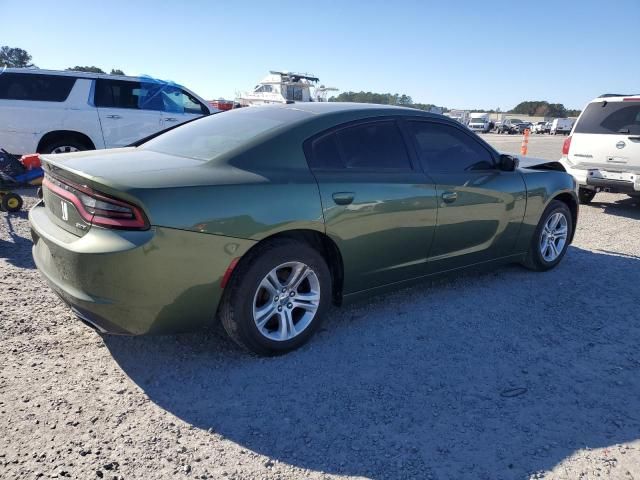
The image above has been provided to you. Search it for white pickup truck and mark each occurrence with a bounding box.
[0,68,218,155]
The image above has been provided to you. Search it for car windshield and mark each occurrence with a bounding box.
[141,107,307,161]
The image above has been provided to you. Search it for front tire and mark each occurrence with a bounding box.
[522,200,573,271]
[219,239,332,355]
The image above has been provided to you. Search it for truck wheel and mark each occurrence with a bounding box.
[40,138,91,154]
[578,188,596,205]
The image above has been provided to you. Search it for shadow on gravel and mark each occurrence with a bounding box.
[591,196,640,220]
[0,212,35,269]
[105,247,640,479]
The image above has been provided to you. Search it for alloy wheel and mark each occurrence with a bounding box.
[51,146,80,154]
[540,212,568,262]
[252,261,320,341]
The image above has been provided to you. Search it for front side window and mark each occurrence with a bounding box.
[574,101,640,135]
[308,120,412,170]
[409,121,495,173]
[161,87,207,115]
[0,73,75,102]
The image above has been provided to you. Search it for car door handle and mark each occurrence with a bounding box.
[441,191,458,203]
[106,114,121,119]
[164,117,179,122]
[332,192,355,205]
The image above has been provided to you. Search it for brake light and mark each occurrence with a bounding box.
[562,136,572,156]
[43,174,149,230]
[623,97,640,101]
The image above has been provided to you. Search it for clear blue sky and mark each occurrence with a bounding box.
[2,0,638,110]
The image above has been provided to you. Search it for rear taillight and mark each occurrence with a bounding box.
[562,136,572,156]
[43,174,149,230]
[623,98,640,101]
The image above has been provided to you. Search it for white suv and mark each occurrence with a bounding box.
[560,94,640,204]
[0,68,218,155]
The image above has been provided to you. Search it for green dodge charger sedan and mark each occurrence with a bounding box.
[30,103,578,355]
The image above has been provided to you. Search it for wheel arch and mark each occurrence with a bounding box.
[234,229,344,305]
[37,130,96,153]
[551,192,578,243]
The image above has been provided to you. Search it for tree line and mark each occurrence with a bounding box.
[0,45,124,75]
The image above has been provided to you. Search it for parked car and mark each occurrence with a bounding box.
[30,103,578,355]
[0,68,218,156]
[550,118,573,135]
[532,121,547,134]
[513,121,533,134]
[560,93,640,204]
[495,118,521,134]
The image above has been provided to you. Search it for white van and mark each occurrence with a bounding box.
[0,69,218,155]
[550,118,573,135]
[560,94,640,203]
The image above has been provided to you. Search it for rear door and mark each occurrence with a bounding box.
[306,119,438,293]
[569,100,640,171]
[407,120,527,272]
[94,79,163,148]
[159,86,209,128]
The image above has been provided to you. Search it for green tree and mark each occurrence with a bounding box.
[67,66,105,73]
[0,46,34,68]
[110,69,125,75]
[510,101,568,118]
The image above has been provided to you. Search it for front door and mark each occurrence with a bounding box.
[94,79,163,148]
[306,119,438,293]
[159,86,208,129]
[406,120,527,272]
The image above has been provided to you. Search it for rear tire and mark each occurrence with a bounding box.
[40,138,91,154]
[219,239,332,356]
[578,187,596,204]
[522,200,573,272]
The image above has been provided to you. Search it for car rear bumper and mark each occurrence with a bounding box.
[29,202,256,335]
[586,177,639,193]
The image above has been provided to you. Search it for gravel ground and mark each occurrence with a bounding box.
[2,135,640,479]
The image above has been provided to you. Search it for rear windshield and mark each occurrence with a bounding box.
[0,72,76,102]
[140,107,309,161]
[574,101,640,135]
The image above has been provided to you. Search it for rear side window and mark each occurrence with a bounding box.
[0,73,75,102]
[574,101,640,135]
[308,121,412,170]
[95,79,164,111]
[409,121,495,173]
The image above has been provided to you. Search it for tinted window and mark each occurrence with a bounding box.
[574,101,640,135]
[309,134,342,169]
[95,79,164,110]
[409,121,495,172]
[338,121,412,169]
[0,73,75,102]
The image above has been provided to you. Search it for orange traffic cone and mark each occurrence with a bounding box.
[520,128,530,156]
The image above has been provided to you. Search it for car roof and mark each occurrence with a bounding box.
[2,67,185,88]
[238,102,446,120]
[591,94,640,102]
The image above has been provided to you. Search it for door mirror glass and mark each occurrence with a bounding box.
[499,154,519,171]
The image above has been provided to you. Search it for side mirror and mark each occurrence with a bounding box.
[499,154,519,172]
